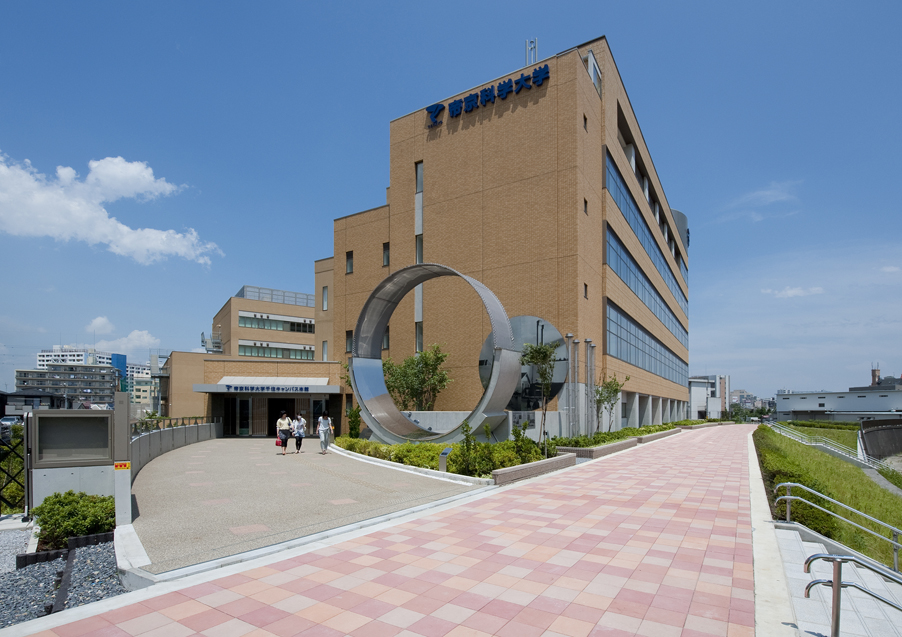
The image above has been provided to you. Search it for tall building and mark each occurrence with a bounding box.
[320,35,690,428]
[167,36,691,437]
[36,346,112,369]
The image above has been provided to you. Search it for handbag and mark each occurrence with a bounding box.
[275,438,281,446]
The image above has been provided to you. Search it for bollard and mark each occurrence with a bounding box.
[439,447,452,472]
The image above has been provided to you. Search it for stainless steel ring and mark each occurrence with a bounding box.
[349,263,520,442]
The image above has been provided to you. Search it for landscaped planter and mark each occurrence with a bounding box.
[492,453,576,485]
[556,438,638,459]
[635,428,682,443]
[677,421,734,430]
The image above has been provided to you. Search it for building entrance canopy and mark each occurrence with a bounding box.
[350,263,520,443]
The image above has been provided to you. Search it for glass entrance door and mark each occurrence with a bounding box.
[238,399,250,436]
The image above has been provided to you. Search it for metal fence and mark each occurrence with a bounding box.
[0,429,25,514]
[131,416,218,439]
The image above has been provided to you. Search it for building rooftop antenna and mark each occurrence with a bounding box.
[526,38,538,66]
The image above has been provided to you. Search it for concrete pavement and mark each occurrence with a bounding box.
[130,438,482,574]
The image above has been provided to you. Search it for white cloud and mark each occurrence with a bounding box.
[728,181,800,208]
[0,151,223,265]
[85,316,115,335]
[761,286,824,298]
[94,330,161,356]
[881,266,900,273]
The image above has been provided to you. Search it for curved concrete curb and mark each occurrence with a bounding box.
[117,483,496,589]
[329,445,493,486]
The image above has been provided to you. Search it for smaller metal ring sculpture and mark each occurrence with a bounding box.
[349,263,521,443]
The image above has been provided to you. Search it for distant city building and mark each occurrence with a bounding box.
[689,375,730,420]
[37,346,112,369]
[775,367,902,422]
[15,362,117,406]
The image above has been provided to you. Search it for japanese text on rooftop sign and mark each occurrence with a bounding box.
[225,385,311,393]
[425,64,550,128]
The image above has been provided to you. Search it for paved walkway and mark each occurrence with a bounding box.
[9,425,777,636]
[131,439,480,574]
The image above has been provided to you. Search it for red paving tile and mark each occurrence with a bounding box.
[25,425,755,637]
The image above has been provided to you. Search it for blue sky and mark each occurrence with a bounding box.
[1,1,900,399]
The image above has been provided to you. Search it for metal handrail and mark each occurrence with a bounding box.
[804,553,902,637]
[771,424,892,472]
[774,482,901,572]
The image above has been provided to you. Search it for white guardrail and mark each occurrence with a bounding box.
[770,423,893,473]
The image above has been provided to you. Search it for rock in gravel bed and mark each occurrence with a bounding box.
[0,557,64,628]
[65,542,127,608]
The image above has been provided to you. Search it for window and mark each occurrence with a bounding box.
[818,403,825,407]
[415,234,423,264]
[584,283,588,299]
[606,302,688,386]
[382,326,390,350]
[346,251,354,274]
[346,330,353,353]
[322,341,328,361]
[415,161,423,193]
[415,322,423,353]
[584,199,588,215]
[383,242,390,267]
[322,286,328,311]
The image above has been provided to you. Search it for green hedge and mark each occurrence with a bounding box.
[753,425,902,568]
[550,423,678,449]
[32,490,116,550]
[335,422,550,478]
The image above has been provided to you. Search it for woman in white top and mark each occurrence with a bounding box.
[317,410,333,454]
[292,414,306,453]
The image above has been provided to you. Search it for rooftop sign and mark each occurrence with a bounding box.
[426,64,550,128]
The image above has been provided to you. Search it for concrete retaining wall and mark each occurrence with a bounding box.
[129,421,223,482]
[636,428,682,444]
[556,438,638,459]
[492,453,576,485]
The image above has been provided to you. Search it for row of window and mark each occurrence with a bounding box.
[346,243,393,275]
[237,345,314,360]
[606,302,688,387]
[237,316,315,333]
[606,152,688,317]
[345,327,390,353]
[606,229,689,349]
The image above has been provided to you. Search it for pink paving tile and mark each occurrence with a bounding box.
[181,583,225,599]
[262,614,316,637]
[180,608,234,632]
[461,611,508,634]
[141,591,193,611]
[451,592,492,611]
[480,598,524,620]
[99,603,155,625]
[349,620,402,637]
[495,619,545,637]
[238,606,293,628]
[117,611,173,635]
[50,615,114,637]
[407,615,458,637]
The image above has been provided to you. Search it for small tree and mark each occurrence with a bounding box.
[520,342,557,446]
[382,344,452,411]
[347,405,361,438]
[592,373,629,432]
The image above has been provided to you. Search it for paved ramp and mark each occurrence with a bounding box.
[131,438,479,573]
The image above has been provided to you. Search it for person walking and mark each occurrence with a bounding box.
[317,410,333,454]
[292,413,306,453]
[277,411,292,455]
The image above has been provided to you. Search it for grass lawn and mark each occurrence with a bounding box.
[754,425,902,569]
[785,425,859,449]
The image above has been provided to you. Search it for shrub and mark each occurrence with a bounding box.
[32,490,116,549]
[551,423,675,449]
[878,466,902,492]
[347,405,361,439]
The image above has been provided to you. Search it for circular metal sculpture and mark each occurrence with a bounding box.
[349,263,521,443]
[478,316,568,412]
